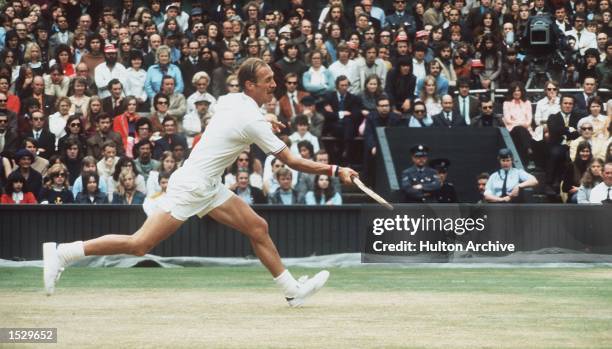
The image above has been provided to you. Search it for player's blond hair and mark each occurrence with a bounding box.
[237,57,269,90]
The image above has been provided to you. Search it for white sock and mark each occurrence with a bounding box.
[57,241,85,266]
[274,269,298,298]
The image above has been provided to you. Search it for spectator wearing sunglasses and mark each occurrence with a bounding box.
[39,163,73,204]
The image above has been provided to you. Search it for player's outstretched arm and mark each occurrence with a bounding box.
[276,148,358,185]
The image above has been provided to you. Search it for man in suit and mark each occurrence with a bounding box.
[471,97,504,127]
[466,0,492,30]
[0,112,19,158]
[278,72,310,128]
[211,50,235,98]
[574,76,597,117]
[49,15,74,57]
[544,94,582,193]
[22,110,55,160]
[454,78,480,125]
[363,95,404,185]
[22,77,56,117]
[180,40,207,97]
[152,116,188,160]
[86,113,124,160]
[102,79,126,118]
[432,95,467,128]
[320,75,362,162]
[565,14,597,55]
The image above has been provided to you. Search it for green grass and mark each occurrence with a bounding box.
[1,267,611,348]
[2,266,612,297]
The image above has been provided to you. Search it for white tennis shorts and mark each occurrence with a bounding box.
[156,168,233,221]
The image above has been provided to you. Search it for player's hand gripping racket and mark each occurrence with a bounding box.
[351,175,394,210]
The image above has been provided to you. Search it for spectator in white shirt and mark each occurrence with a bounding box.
[124,50,148,109]
[589,161,612,203]
[94,44,127,99]
[328,43,359,94]
[289,115,320,155]
[186,71,216,114]
[534,80,561,126]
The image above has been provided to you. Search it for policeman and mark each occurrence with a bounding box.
[401,144,441,203]
[430,158,458,203]
[483,148,538,203]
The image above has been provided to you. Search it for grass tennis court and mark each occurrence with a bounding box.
[1,266,611,348]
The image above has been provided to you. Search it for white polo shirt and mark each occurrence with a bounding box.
[180,92,286,182]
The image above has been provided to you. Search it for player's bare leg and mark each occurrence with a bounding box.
[208,195,284,276]
[208,195,329,307]
[83,211,184,256]
[43,211,183,295]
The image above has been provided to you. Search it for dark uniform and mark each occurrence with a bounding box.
[430,158,458,203]
[400,145,441,203]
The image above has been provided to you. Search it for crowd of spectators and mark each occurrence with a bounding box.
[0,0,610,206]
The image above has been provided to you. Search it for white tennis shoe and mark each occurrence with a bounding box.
[286,270,330,307]
[43,242,65,296]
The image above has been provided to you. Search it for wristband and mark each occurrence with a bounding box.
[330,165,338,177]
[334,165,340,177]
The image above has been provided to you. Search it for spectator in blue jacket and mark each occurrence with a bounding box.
[144,45,184,99]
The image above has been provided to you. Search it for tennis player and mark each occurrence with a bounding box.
[43,58,358,307]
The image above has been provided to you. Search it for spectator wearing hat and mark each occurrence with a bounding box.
[279,72,310,123]
[144,45,184,100]
[565,14,596,55]
[484,148,538,203]
[94,43,127,99]
[385,0,416,36]
[467,58,486,89]
[159,3,189,33]
[385,56,417,114]
[10,148,43,200]
[430,158,458,203]
[291,95,324,138]
[401,144,441,203]
[183,95,212,148]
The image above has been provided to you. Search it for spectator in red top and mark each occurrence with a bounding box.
[112,96,140,157]
[0,172,37,204]
[0,75,19,114]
